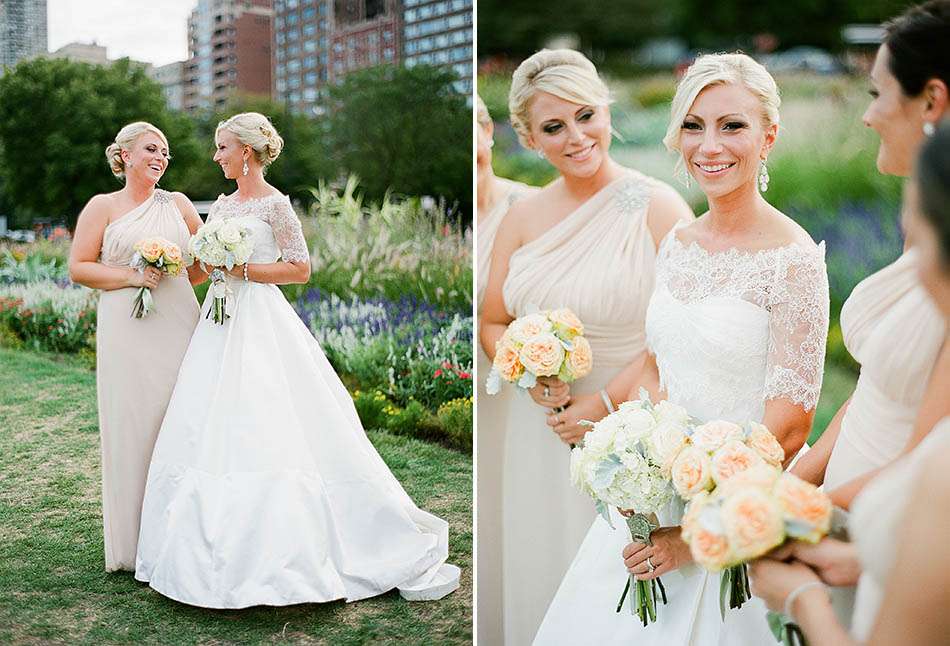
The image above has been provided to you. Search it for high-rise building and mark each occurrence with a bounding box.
[151,61,186,111]
[184,0,274,112]
[402,0,471,95]
[329,0,400,81]
[272,0,333,115]
[0,0,48,73]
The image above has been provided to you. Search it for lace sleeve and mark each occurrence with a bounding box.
[763,245,830,411]
[267,196,310,263]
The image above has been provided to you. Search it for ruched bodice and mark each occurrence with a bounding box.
[824,249,946,490]
[100,190,192,267]
[503,172,657,369]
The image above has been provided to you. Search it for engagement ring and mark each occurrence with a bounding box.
[646,556,655,572]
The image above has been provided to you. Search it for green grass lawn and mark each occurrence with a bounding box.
[0,348,472,645]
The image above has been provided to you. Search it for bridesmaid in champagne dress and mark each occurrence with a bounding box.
[791,2,950,507]
[475,94,538,645]
[68,122,202,571]
[479,50,693,644]
[749,118,950,646]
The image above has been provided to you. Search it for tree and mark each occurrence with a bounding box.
[0,57,204,229]
[324,64,471,218]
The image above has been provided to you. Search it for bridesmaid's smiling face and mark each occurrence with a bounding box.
[213,129,249,180]
[122,132,169,186]
[526,91,611,179]
[679,83,776,200]
[863,44,932,178]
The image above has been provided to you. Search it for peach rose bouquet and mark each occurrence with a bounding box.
[129,237,187,318]
[485,308,593,395]
[569,390,690,626]
[665,418,788,615]
[681,465,832,626]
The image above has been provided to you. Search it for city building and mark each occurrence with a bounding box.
[150,61,186,111]
[329,0,400,81]
[47,42,110,66]
[272,0,334,115]
[0,0,48,73]
[402,0,472,95]
[184,0,274,112]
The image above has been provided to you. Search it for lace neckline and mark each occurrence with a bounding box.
[666,221,822,259]
[218,191,284,205]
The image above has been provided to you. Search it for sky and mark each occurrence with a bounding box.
[47,0,197,67]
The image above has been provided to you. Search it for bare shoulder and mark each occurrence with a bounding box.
[768,206,820,251]
[499,179,560,233]
[76,192,118,226]
[170,191,196,212]
[646,179,693,245]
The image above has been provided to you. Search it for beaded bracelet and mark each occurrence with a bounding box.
[242,263,249,282]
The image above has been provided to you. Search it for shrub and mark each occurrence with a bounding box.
[0,282,97,353]
[385,399,430,438]
[352,389,389,431]
[437,397,473,451]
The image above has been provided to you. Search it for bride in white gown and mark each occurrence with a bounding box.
[535,54,829,645]
[134,112,459,608]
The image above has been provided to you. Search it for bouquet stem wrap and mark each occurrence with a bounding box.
[719,563,751,618]
[616,512,667,627]
[131,285,154,319]
[767,611,807,646]
[207,268,231,325]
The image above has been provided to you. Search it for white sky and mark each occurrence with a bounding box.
[47,0,197,66]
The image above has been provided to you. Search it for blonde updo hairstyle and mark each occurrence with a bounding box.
[508,49,612,149]
[105,121,169,181]
[664,53,780,178]
[215,112,284,168]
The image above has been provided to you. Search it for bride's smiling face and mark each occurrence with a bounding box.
[213,129,248,180]
[526,91,611,179]
[679,83,776,200]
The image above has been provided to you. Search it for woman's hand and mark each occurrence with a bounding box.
[528,376,570,408]
[749,558,822,614]
[129,266,162,289]
[622,526,693,580]
[545,392,606,445]
[771,538,861,587]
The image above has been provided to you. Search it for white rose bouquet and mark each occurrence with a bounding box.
[188,220,254,324]
[680,466,833,644]
[569,390,689,626]
[666,418,787,614]
[129,237,187,318]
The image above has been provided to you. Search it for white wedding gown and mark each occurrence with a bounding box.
[535,222,829,645]
[134,193,459,608]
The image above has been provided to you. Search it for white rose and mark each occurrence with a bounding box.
[507,313,553,344]
[217,221,242,245]
[646,420,689,476]
[691,420,744,454]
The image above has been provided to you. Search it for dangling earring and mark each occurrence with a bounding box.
[923,122,936,137]
[242,159,249,176]
[758,159,770,193]
[536,149,546,160]
[488,139,495,148]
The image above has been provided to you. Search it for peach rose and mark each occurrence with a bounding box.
[716,463,781,498]
[549,307,584,337]
[163,243,183,264]
[710,440,764,486]
[565,335,593,380]
[689,526,733,571]
[773,474,832,543]
[519,332,565,377]
[493,342,524,383]
[507,313,552,344]
[691,420,744,454]
[721,488,785,562]
[671,445,713,499]
[747,422,785,466]
[680,490,712,541]
[137,238,165,263]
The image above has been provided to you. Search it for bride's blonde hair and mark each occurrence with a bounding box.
[508,49,612,149]
[215,112,284,167]
[105,122,168,181]
[664,53,780,177]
